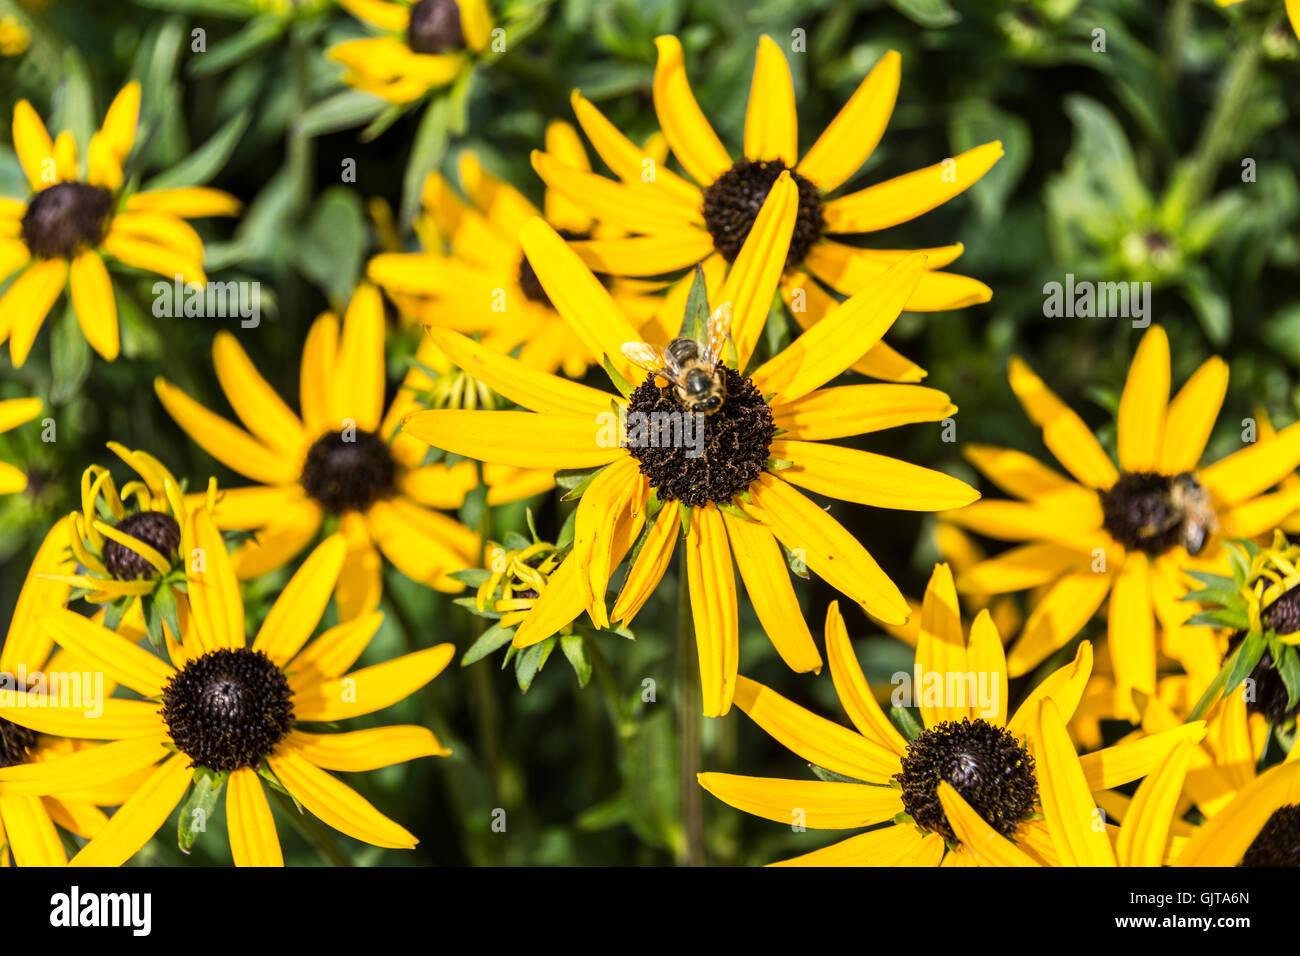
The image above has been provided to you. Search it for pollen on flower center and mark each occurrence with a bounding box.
[1099,471,1187,556]
[0,683,36,768]
[161,648,294,772]
[1242,804,1300,866]
[300,428,397,514]
[701,158,823,269]
[407,0,465,55]
[20,181,113,259]
[895,718,1038,842]
[624,364,774,507]
[102,510,182,581]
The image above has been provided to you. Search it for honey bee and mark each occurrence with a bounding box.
[1168,473,1217,556]
[621,303,732,415]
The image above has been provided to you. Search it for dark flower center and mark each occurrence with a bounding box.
[21,182,113,259]
[1100,472,1191,556]
[407,0,464,55]
[1243,804,1300,866]
[624,364,773,507]
[895,718,1038,843]
[1265,587,1300,637]
[300,428,397,514]
[161,648,293,772]
[102,510,182,581]
[1226,628,1300,726]
[701,158,823,270]
[0,674,36,768]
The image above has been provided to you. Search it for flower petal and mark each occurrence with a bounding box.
[824,600,907,754]
[68,251,119,361]
[70,754,192,867]
[743,36,797,165]
[771,384,954,441]
[252,534,347,666]
[401,409,621,470]
[686,505,739,717]
[698,771,902,829]
[797,50,899,192]
[267,749,417,850]
[286,726,449,772]
[1159,356,1228,474]
[293,644,455,722]
[773,439,979,511]
[652,35,732,186]
[1116,326,1169,473]
[213,332,306,457]
[938,782,1040,867]
[226,767,282,867]
[1031,698,1117,867]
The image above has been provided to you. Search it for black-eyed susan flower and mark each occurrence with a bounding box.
[0,396,41,495]
[698,565,1205,865]
[0,519,155,865]
[403,214,982,716]
[154,283,548,619]
[46,444,208,646]
[945,326,1300,719]
[368,135,666,379]
[330,0,493,104]
[6,519,453,866]
[530,35,1002,382]
[0,83,239,366]
[1179,756,1300,866]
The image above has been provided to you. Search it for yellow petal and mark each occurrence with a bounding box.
[721,510,822,674]
[212,331,306,456]
[915,563,969,727]
[252,534,347,665]
[734,676,901,783]
[68,250,120,361]
[698,771,902,829]
[401,409,621,470]
[611,502,678,625]
[937,782,1040,867]
[70,754,191,867]
[1116,326,1169,472]
[287,726,449,772]
[1079,722,1208,790]
[1031,698,1117,866]
[652,35,732,185]
[530,149,699,235]
[769,824,935,867]
[719,172,797,369]
[824,141,1004,232]
[742,473,909,624]
[1006,641,1094,738]
[39,608,173,698]
[824,600,907,753]
[750,252,924,402]
[773,439,979,511]
[568,231,713,277]
[334,283,386,432]
[0,737,167,796]
[771,383,954,441]
[686,505,739,717]
[183,507,245,651]
[226,766,282,867]
[1176,760,1300,866]
[1,258,67,368]
[100,82,141,163]
[1200,420,1300,507]
[1041,409,1118,491]
[0,793,66,865]
[1116,739,1193,867]
[1108,551,1156,700]
[12,100,55,192]
[1159,356,1228,474]
[293,644,455,722]
[125,187,242,219]
[743,36,797,165]
[267,749,417,849]
[797,50,899,192]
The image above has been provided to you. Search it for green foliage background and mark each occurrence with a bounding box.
[1,0,1298,865]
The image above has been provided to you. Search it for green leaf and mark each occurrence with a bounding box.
[560,634,592,687]
[461,622,516,666]
[602,356,635,398]
[51,49,96,160]
[155,584,182,645]
[1277,645,1300,710]
[679,264,709,341]
[515,636,556,692]
[1183,608,1250,630]
[296,89,391,139]
[178,767,228,854]
[890,705,924,741]
[50,302,92,407]
[188,15,287,78]
[887,0,959,27]
[143,108,251,190]
[1224,631,1267,700]
[401,96,450,224]
[294,185,367,305]
[809,764,867,784]
[448,569,493,587]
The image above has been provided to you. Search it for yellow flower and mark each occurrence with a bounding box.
[403,213,980,716]
[45,445,204,623]
[945,325,1300,718]
[530,35,1003,382]
[698,566,1205,865]
[0,519,156,865]
[3,519,454,866]
[330,0,494,103]
[154,283,549,619]
[368,129,667,379]
[0,15,30,56]
[0,397,41,495]
[0,83,241,366]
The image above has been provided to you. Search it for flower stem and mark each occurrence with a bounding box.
[676,546,705,866]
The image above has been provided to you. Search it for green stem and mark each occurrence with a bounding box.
[267,787,353,867]
[676,548,704,866]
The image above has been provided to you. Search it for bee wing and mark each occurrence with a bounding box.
[703,302,733,366]
[621,341,669,376]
